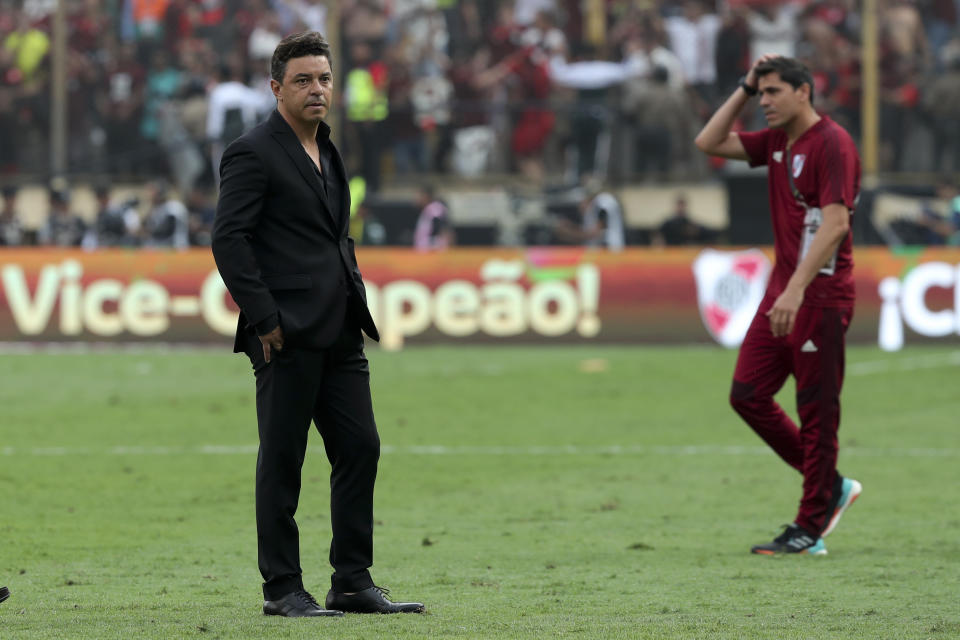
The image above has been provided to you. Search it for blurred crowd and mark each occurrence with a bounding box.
[1,0,960,248]
[0,179,213,248]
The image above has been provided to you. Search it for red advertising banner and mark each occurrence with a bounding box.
[1,247,958,349]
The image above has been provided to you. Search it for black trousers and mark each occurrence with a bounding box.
[244,309,379,600]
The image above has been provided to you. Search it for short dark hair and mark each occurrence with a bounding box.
[755,56,815,105]
[271,31,332,84]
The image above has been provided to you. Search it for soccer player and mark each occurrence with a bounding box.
[694,55,862,555]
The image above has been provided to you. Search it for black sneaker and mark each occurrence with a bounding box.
[0,586,9,604]
[751,524,827,556]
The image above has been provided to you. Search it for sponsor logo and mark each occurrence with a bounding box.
[801,339,818,353]
[773,151,783,163]
[692,249,772,348]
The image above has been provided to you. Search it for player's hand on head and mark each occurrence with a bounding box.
[745,53,782,88]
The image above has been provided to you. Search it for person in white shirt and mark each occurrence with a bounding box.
[623,34,686,91]
[582,189,625,251]
[521,9,567,58]
[413,185,453,251]
[278,0,327,33]
[514,0,556,26]
[0,186,23,246]
[554,186,625,251]
[747,3,799,63]
[207,65,267,186]
[144,181,190,249]
[664,1,721,103]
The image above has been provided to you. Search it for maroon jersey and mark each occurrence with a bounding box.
[738,116,859,308]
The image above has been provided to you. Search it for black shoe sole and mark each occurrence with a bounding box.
[263,608,344,617]
[333,605,426,614]
[0,587,10,604]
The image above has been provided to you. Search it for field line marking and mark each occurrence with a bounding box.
[0,342,227,354]
[848,350,960,376]
[1,444,956,457]
[2,342,960,369]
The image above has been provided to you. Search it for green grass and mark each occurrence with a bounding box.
[1,344,958,639]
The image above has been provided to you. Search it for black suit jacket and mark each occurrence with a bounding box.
[212,110,379,352]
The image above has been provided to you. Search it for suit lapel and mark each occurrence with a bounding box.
[328,143,351,233]
[268,111,338,232]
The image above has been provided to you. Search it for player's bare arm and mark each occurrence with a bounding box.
[694,54,781,160]
[766,203,851,337]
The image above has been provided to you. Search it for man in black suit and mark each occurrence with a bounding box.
[212,31,424,618]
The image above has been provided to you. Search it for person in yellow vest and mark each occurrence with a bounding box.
[344,41,388,192]
[3,11,50,86]
[348,175,367,241]
[348,175,386,245]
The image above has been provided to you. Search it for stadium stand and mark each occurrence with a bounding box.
[0,0,958,246]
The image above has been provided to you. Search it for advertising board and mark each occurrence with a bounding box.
[2,248,958,350]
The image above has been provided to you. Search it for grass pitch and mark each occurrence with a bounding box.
[1,344,958,639]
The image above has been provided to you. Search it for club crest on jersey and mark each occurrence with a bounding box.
[792,154,806,178]
[692,249,772,348]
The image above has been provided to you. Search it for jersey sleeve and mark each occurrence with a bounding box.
[737,129,772,167]
[815,134,860,210]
